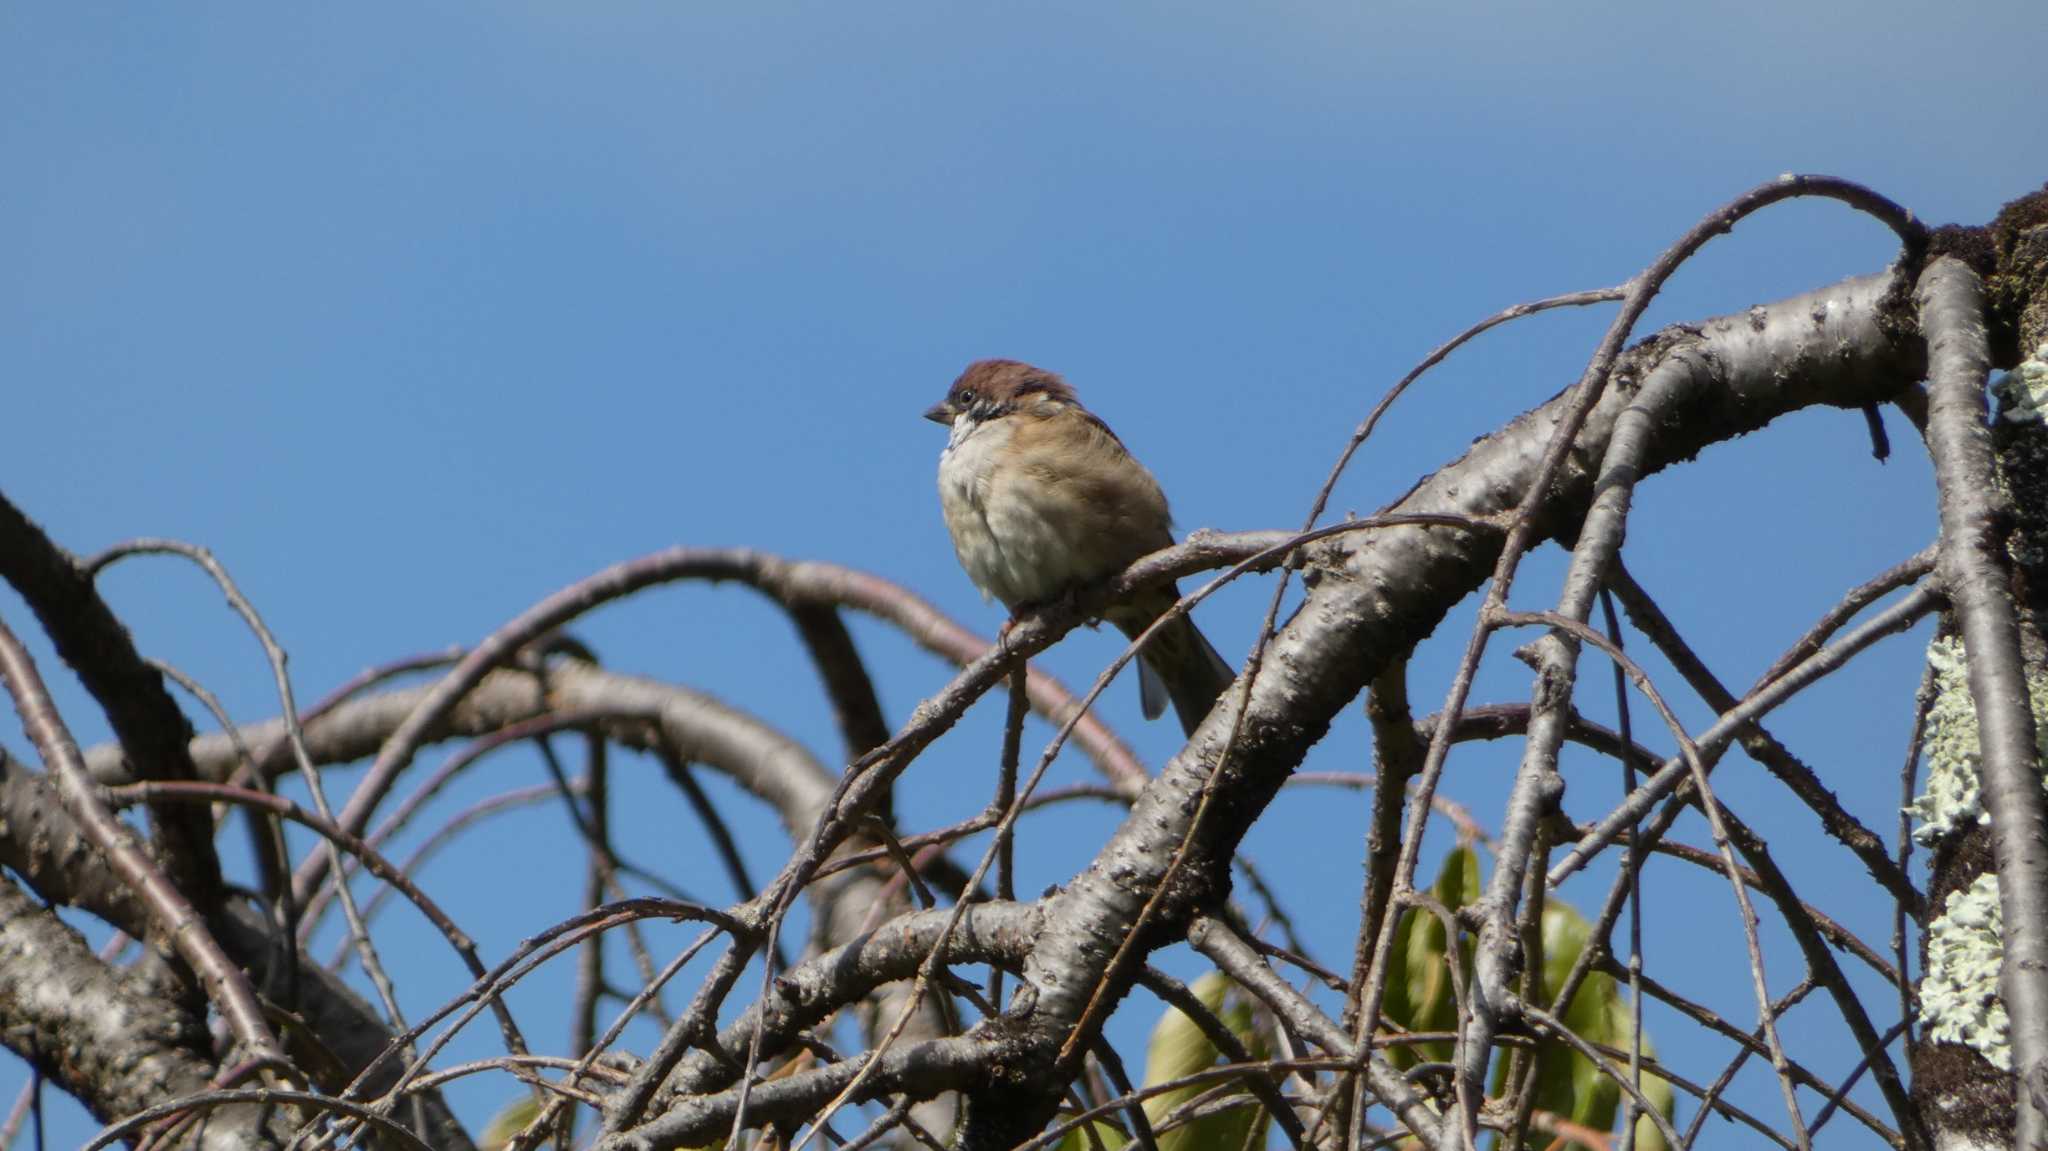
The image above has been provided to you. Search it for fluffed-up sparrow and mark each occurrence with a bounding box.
[924,358,1233,737]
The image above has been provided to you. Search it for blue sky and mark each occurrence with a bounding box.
[3,4,2043,1146]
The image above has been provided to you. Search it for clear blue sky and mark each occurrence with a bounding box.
[3,4,2042,1146]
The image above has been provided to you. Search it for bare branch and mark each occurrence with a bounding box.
[1918,254,2048,1141]
[1552,582,1942,882]
[0,495,223,905]
[1606,560,1924,913]
[0,875,292,1148]
[0,613,288,1072]
[980,262,1925,1149]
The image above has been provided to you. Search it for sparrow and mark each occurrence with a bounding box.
[924,358,1234,737]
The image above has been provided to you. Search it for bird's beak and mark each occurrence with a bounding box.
[922,402,954,426]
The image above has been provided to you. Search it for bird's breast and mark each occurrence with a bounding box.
[936,417,1078,608]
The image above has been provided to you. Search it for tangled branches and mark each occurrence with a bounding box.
[4,175,2047,1151]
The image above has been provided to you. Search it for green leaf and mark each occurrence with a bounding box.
[1484,900,1674,1150]
[1056,1119,1133,1151]
[1631,1060,1675,1151]
[479,1097,544,1151]
[1384,846,1480,1067]
[1373,850,1674,1149]
[1433,843,1483,912]
[1138,971,1271,1151]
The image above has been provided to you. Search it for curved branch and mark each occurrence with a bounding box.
[1918,254,2048,1140]
[0,756,476,1147]
[0,494,222,902]
[598,1035,993,1151]
[0,614,287,1071]
[1552,581,1942,881]
[1606,559,1924,913]
[989,261,1926,1149]
[290,546,1178,905]
[102,778,535,1072]
[0,875,293,1149]
[1411,173,1920,1144]
[646,902,1040,1116]
[82,667,550,787]
[1359,182,1922,1145]
[1457,345,1707,1142]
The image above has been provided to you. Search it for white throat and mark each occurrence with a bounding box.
[944,410,987,452]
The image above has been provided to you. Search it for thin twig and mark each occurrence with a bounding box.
[0,614,290,1072]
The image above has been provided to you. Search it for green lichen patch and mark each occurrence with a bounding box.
[1920,872,2011,1070]
[1992,342,2048,426]
[1905,635,2048,845]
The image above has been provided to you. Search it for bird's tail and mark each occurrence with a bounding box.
[1113,587,1236,739]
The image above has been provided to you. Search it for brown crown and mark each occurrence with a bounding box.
[950,359,1079,405]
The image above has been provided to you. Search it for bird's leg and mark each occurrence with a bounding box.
[1057,582,1096,627]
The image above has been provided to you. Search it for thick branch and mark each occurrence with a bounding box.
[0,493,221,903]
[974,269,1922,1149]
[602,1036,993,1151]
[0,875,293,1149]
[0,742,476,1148]
[1454,328,1699,1142]
[0,615,286,1072]
[652,902,1040,1109]
[1918,255,2048,1140]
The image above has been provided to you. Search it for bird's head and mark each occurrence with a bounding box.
[922,359,1079,428]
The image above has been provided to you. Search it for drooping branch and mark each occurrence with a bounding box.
[1553,582,1942,881]
[0,757,476,1147]
[11,182,2042,1151]
[1918,254,2048,1141]
[53,653,954,1145]
[649,902,1040,1108]
[82,666,550,786]
[0,876,294,1150]
[1356,181,1923,1151]
[0,494,223,906]
[1607,559,1925,912]
[0,614,288,1074]
[289,548,1170,907]
[966,263,1925,1149]
[1457,333,1723,1144]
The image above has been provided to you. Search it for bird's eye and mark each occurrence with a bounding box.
[952,391,969,406]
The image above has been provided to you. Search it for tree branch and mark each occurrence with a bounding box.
[977,263,1924,1148]
[0,874,293,1149]
[1917,254,2048,1141]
